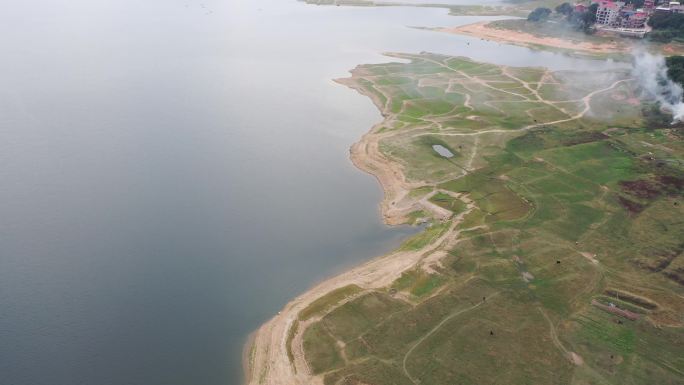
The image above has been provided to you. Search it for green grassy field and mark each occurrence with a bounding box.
[301,53,684,385]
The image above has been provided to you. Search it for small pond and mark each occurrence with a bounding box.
[433,144,455,158]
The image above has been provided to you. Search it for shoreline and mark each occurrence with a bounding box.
[243,61,448,385]
[242,331,257,385]
[439,20,627,55]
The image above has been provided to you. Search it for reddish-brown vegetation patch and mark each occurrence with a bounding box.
[618,196,645,213]
[631,242,684,288]
[664,268,684,286]
[591,299,640,321]
[617,175,684,213]
[619,179,662,200]
[657,175,684,194]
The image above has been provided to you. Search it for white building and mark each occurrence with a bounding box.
[671,1,684,12]
[596,0,625,25]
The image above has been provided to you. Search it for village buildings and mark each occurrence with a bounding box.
[655,1,684,13]
[590,0,650,37]
[567,0,683,37]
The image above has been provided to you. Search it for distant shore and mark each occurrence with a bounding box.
[439,20,626,55]
[440,20,684,57]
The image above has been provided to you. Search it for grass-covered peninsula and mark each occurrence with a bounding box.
[246,53,684,385]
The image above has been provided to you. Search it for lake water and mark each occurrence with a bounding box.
[433,145,456,158]
[0,1,623,385]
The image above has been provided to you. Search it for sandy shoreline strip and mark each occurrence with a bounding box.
[440,21,625,54]
[243,68,447,385]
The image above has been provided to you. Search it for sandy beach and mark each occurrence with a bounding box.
[440,21,626,55]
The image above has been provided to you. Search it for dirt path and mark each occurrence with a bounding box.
[411,77,632,142]
[501,67,570,117]
[402,292,501,384]
[538,308,586,366]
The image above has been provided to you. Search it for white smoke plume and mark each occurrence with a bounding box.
[632,50,684,124]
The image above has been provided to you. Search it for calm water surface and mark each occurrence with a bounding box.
[433,145,455,158]
[0,1,622,384]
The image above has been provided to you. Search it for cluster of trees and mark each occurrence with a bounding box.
[648,12,684,42]
[568,3,598,32]
[666,56,684,88]
[555,2,575,15]
[527,7,552,21]
[526,2,598,33]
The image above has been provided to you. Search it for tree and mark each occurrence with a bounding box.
[586,3,598,23]
[566,3,597,33]
[649,11,684,30]
[568,10,585,27]
[581,3,598,32]
[647,12,684,42]
[555,2,574,15]
[666,56,684,88]
[528,7,552,22]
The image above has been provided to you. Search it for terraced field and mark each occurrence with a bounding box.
[294,53,684,385]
